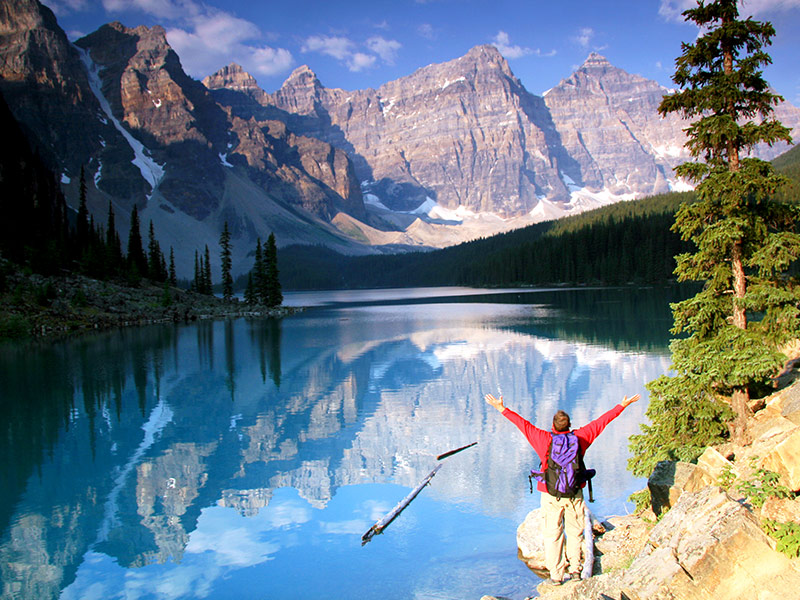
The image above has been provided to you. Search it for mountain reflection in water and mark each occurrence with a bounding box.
[0,287,678,600]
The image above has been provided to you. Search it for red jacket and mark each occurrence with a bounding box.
[502,404,625,493]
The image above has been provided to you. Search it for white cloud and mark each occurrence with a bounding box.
[574,27,594,48]
[657,0,696,21]
[301,34,398,72]
[417,23,437,40]
[102,0,201,20]
[659,0,800,21]
[249,47,294,77]
[491,31,532,59]
[491,31,554,59]
[366,36,401,65]
[98,0,293,79]
[41,0,90,14]
[302,35,355,61]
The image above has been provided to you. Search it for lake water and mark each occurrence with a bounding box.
[0,286,679,600]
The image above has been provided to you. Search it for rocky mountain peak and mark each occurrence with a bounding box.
[202,63,261,93]
[0,0,51,34]
[465,43,505,63]
[283,65,322,88]
[583,51,611,67]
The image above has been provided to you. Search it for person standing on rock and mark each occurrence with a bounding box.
[484,392,641,585]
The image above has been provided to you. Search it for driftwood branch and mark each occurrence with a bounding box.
[361,464,442,545]
[361,442,478,546]
[436,441,477,460]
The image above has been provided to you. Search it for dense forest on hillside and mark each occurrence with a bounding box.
[279,192,696,289]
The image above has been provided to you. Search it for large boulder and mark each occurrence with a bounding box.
[620,486,800,599]
[761,497,800,523]
[593,514,651,574]
[516,509,547,574]
[516,507,605,577]
[760,428,800,491]
[647,460,715,516]
[537,486,800,600]
[695,446,734,481]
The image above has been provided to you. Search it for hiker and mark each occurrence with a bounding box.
[485,392,641,585]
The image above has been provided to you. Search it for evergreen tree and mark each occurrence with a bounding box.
[253,238,266,304]
[169,247,177,286]
[75,166,89,257]
[127,205,147,280]
[220,221,233,301]
[244,272,256,304]
[192,250,200,292]
[265,233,283,308]
[105,201,123,276]
[629,0,800,474]
[147,220,162,281]
[203,244,213,295]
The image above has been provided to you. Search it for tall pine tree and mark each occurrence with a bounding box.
[106,201,123,276]
[203,245,213,295]
[253,238,266,304]
[265,233,283,308]
[169,247,177,286]
[127,205,147,281]
[75,166,90,260]
[220,222,233,301]
[629,0,800,475]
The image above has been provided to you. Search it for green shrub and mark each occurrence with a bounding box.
[35,282,56,306]
[0,313,31,340]
[629,489,652,513]
[717,464,736,491]
[763,519,800,558]
[72,288,88,308]
[736,462,793,509]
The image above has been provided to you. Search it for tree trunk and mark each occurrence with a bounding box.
[731,240,747,329]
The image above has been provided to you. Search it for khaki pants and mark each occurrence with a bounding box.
[540,490,585,581]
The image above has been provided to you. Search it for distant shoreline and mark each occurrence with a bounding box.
[0,267,301,342]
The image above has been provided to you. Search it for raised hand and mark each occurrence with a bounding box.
[621,393,641,408]
[485,393,505,412]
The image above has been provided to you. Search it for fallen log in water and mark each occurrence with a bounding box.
[361,442,478,546]
[361,463,442,545]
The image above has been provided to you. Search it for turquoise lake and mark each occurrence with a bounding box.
[0,286,683,600]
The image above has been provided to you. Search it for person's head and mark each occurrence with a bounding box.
[553,410,571,432]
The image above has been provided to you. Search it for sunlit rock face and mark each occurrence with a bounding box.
[543,53,687,202]
[267,45,569,216]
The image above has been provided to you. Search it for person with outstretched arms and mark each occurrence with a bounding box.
[485,392,640,585]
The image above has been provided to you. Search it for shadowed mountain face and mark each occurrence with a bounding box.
[0,2,368,276]
[2,1,798,274]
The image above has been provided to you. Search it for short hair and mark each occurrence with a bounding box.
[553,410,571,432]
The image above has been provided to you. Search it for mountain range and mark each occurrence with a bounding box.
[2,0,798,277]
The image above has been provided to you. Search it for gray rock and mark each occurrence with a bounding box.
[647,460,714,516]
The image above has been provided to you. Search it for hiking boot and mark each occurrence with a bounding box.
[544,578,565,586]
[569,571,582,581]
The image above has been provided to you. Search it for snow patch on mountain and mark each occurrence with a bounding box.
[78,47,165,191]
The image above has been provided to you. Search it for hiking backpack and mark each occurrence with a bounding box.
[529,432,596,501]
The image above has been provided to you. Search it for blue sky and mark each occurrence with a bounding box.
[43,0,800,103]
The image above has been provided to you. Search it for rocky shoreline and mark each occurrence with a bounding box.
[484,376,800,600]
[0,266,298,340]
